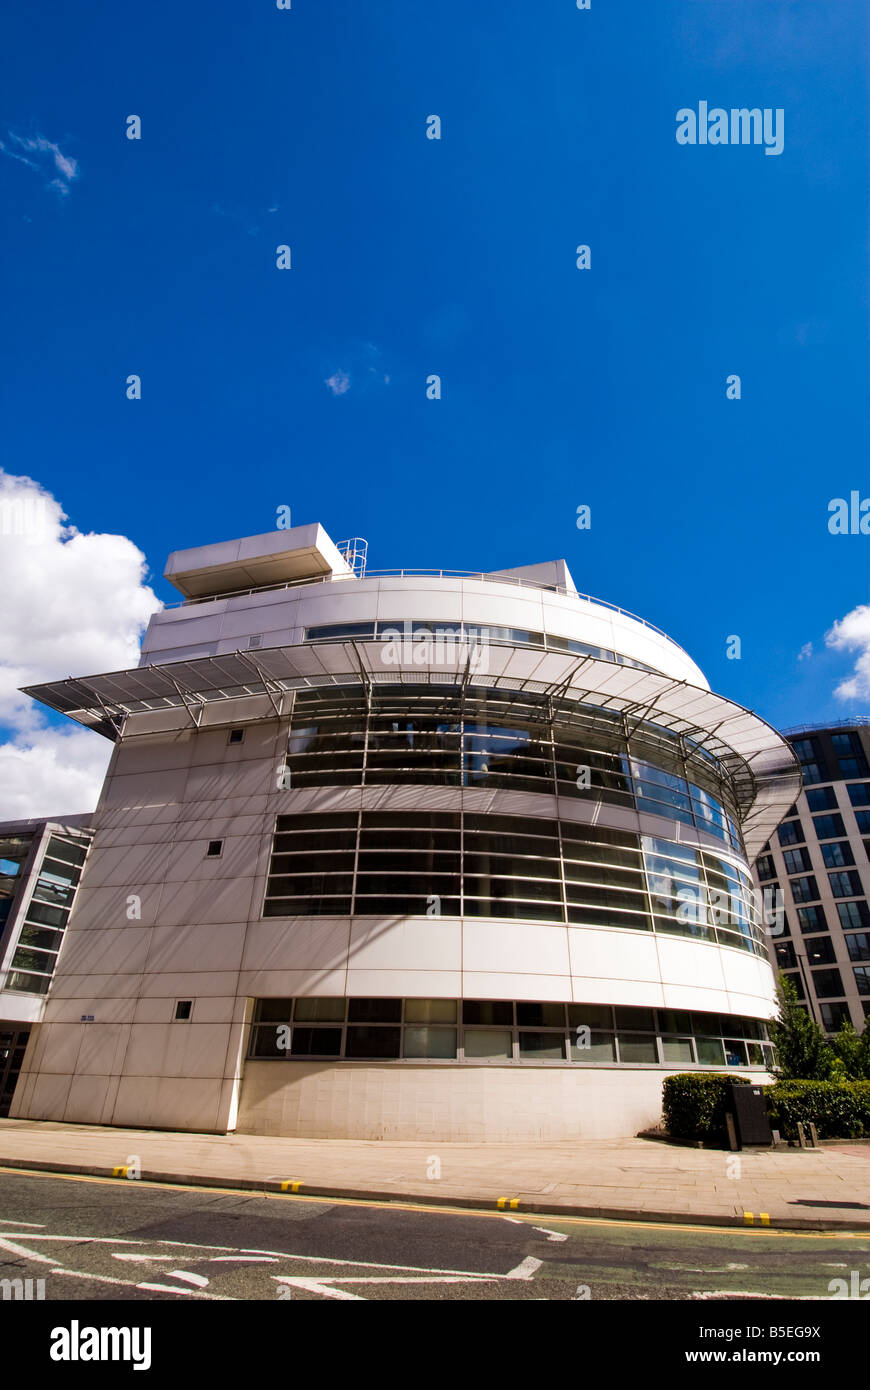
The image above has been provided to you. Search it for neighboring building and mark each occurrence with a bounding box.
[0,816,93,1116]
[754,720,870,1035]
[10,523,799,1139]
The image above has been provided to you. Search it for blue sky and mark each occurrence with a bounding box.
[1,0,868,796]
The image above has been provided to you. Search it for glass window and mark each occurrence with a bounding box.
[812,968,844,998]
[567,1003,613,1030]
[614,1007,656,1031]
[516,1002,565,1028]
[570,1030,616,1062]
[805,937,836,966]
[789,876,819,904]
[831,732,860,755]
[801,764,824,785]
[783,847,811,874]
[403,1027,457,1058]
[290,1027,343,1057]
[854,811,870,834]
[463,1028,512,1059]
[617,1034,658,1064]
[821,842,854,869]
[798,905,827,934]
[348,999,402,1024]
[848,784,870,807]
[519,1032,566,1060]
[293,998,346,1022]
[696,1037,726,1065]
[845,933,870,962]
[839,757,868,779]
[820,1002,851,1032]
[812,814,846,840]
[777,821,804,847]
[775,941,796,969]
[756,854,776,881]
[661,1037,694,1064]
[854,967,870,996]
[828,870,863,898]
[806,787,837,812]
[836,900,870,930]
[791,738,819,762]
[345,1026,401,1058]
[463,1000,513,1026]
[724,1040,748,1066]
[404,999,457,1024]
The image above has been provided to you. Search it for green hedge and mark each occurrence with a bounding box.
[662,1073,751,1145]
[662,1074,870,1144]
[766,1080,870,1140]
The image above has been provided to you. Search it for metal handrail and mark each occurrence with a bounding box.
[781,717,870,736]
[164,568,692,655]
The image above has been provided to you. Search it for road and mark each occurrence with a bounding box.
[1,1169,868,1301]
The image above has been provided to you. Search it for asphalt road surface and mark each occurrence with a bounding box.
[1,1169,868,1301]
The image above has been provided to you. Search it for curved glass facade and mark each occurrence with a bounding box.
[248,996,774,1068]
[284,685,743,851]
[264,809,766,957]
[304,619,660,672]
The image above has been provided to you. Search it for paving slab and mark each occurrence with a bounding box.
[0,1118,868,1230]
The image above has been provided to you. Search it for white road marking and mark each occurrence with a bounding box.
[506,1256,543,1280]
[112,1253,180,1263]
[136,1283,204,1296]
[0,1235,56,1264]
[211,1256,280,1264]
[274,1277,365,1301]
[166,1270,209,1287]
[50,1267,232,1299]
[532,1227,568,1243]
[0,1219,45,1227]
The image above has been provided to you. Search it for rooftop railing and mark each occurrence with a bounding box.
[781,717,870,736]
[165,568,692,655]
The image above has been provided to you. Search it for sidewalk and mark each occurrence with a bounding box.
[1,1118,869,1230]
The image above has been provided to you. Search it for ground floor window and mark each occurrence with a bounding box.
[247,999,773,1068]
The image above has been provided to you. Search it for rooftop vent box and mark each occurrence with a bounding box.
[164,524,354,599]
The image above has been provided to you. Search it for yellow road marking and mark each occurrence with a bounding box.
[0,1164,866,1241]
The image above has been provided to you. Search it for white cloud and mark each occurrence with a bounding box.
[0,130,79,197]
[0,471,162,817]
[324,369,351,396]
[825,604,870,699]
[798,642,813,661]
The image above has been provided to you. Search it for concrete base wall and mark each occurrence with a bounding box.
[236,1061,771,1141]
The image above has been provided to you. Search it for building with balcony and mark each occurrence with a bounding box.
[753,721,870,1035]
[0,815,93,1116]
[10,523,799,1139]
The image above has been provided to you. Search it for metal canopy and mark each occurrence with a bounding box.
[21,641,800,858]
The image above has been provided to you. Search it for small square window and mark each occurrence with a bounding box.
[175,1000,192,1021]
[206,840,223,857]
[248,635,263,649]
[228,729,245,745]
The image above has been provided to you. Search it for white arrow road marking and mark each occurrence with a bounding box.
[506,1256,543,1279]
[0,1235,57,1264]
[532,1227,568,1243]
[274,1278,365,1301]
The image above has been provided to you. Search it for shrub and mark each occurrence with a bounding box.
[766,1080,870,1140]
[769,974,836,1080]
[662,1073,751,1145]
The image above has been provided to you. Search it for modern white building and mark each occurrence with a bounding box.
[11,524,800,1140]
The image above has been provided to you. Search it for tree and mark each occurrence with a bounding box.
[768,975,835,1080]
[829,1021,868,1080]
